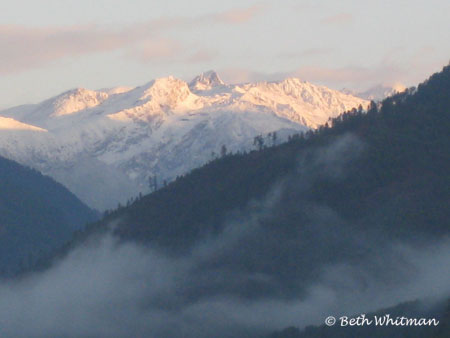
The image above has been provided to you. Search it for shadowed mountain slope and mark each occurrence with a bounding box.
[0,156,98,276]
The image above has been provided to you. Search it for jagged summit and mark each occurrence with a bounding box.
[189,70,225,91]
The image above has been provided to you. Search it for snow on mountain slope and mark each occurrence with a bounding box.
[235,78,367,128]
[0,116,47,131]
[0,71,368,210]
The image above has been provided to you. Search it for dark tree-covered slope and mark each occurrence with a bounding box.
[86,64,450,250]
[0,156,98,275]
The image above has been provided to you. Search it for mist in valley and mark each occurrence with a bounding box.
[1,134,448,337]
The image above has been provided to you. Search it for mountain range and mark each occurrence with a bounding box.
[0,71,367,209]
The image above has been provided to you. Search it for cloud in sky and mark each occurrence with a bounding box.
[0,24,143,75]
[132,38,184,62]
[0,4,265,75]
[321,12,354,25]
[215,4,265,24]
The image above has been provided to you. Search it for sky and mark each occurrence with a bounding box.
[0,0,449,108]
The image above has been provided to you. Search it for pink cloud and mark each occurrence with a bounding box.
[215,4,265,24]
[0,5,264,75]
[321,13,354,25]
[133,38,183,62]
[0,24,145,74]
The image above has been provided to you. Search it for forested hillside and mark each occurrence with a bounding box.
[0,157,98,276]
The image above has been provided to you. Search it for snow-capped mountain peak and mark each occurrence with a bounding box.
[0,72,368,210]
[142,76,191,102]
[189,70,225,91]
[50,88,109,117]
[132,76,204,114]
